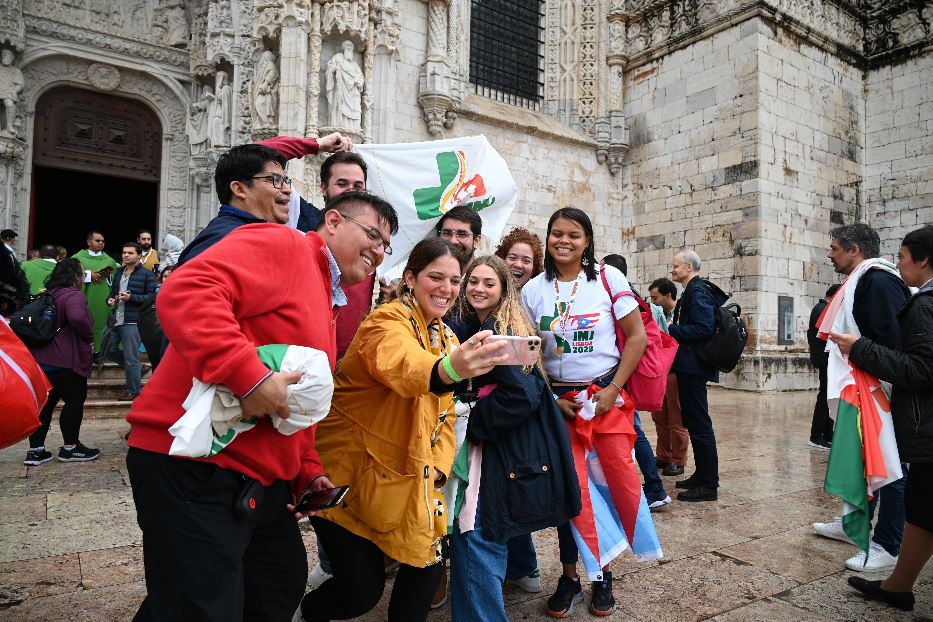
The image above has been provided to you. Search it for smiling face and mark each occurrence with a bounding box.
[827,238,862,276]
[325,204,390,286]
[321,162,366,200]
[233,161,291,224]
[547,217,588,274]
[438,217,480,260]
[465,264,503,321]
[405,254,462,322]
[504,242,535,289]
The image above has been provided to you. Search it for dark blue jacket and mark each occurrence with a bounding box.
[109,265,156,324]
[853,268,910,349]
[177,203,323,268]
[459,316,582,542]
[669,276,728,382]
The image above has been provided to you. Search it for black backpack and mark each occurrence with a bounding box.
[693,288,748,373]
[9,292,59,347]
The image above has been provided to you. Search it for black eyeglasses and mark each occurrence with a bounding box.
[439,228,474,240]
[341,213,393,255]
[249,173,292,189]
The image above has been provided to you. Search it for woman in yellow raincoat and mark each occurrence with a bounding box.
[300,238,510,622]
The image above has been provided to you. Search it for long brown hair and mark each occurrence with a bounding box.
[458,255,543,373]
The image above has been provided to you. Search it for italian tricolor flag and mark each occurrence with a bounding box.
[817,259,903,552]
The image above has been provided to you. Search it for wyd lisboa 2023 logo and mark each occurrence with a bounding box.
[412,150,496,220]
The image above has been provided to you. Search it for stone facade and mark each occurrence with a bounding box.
[0,0,929,390]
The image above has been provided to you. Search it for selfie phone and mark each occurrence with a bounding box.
[485,335,541,366]
[294,485,350,513]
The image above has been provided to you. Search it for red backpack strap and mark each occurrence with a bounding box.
[599,266,644,315]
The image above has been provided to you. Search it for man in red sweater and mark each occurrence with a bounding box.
[125,143,399,621]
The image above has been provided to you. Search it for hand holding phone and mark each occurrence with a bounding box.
[293,485,350,514]
[484,335,541,366]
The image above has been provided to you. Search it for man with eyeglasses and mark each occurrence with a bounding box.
[124,146,399,619]
[436,205,483,264]
[176,132,353,267]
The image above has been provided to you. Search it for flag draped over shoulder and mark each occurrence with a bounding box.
[353,136,518,275]
[817,258,903,552]
[561,386,662,581]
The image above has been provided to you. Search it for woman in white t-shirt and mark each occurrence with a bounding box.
[521,207,647,617]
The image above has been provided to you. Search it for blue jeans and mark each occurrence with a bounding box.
[634,412,667,501]
[109,323,142,396]
[450,510,509,622]
[505,533,537,580]
[869,468,908,557]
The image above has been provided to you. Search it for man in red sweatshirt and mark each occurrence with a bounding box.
[125,143,399,621]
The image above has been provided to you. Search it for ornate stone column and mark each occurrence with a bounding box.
[0,135,26,241]
[371,1,400,143]
[598,8,629,176]
[418,0,457,135]
[305,2,323,137]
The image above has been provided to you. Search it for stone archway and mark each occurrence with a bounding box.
[13,55,191,246]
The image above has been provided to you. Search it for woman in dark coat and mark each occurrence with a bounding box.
[24,259,99,465]
[830,225,933,612]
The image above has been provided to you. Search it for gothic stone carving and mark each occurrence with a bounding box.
[321,1,369,41]
[0,48,24,137]
[252,49,279,132]
[210,70,233,147]
[0,0,25,52]
[87,63,120,91]
[418,0,459,135]
[187,85,211,155]
[152,0,190,48]
[326,40,364,129]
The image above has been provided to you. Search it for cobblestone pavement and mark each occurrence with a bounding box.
[1,388,931,621]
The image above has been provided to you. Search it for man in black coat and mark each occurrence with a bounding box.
[813,223,911,573]
[807,283,840,450]
[669,249,729,502]
[107,242,156,400]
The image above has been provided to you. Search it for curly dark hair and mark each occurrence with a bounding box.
[494,227,544,281]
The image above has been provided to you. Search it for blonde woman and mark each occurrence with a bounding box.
[449,255,580,622]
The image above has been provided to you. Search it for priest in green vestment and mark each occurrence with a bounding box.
[72,231,119,353]
[21,244,59,294]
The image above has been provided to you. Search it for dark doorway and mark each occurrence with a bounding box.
[31,167,159,258]
[30,85,162,258]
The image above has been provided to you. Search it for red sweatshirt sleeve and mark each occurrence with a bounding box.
[156,225,297,397]
[291,424,326,495]
[257,135,320,160]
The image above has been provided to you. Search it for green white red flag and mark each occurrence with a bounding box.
[816,258,903,552]
[353,136,518,275]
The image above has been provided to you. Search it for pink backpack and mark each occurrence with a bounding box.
[600,269,678,412]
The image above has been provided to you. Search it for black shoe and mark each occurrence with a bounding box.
[24,448,54,466]
[58,442,100,462]
[546,575,583,618]
[662,464,685,476]
[655,459,670,470]
[848,576,914,611]
[589,571,615,616]
[118,393,139,401]
[677,486,718,502]
[675,474,700,489]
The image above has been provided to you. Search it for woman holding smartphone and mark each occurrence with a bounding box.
[448,255,580,622]
[521,207,647,617]
[300,239,509,622]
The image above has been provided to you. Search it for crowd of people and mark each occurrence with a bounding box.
[1,131,930,620]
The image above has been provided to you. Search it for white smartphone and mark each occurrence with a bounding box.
[485,335,541,366]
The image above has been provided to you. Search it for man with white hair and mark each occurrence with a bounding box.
[668,249,729,502]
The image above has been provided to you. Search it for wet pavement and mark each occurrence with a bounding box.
[1,388,930,621]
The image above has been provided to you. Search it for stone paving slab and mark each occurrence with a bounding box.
[2,389,931,621]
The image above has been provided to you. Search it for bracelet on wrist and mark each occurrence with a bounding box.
[609,381,623,393]
[442,354,464,383]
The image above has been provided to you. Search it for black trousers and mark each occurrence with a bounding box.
[30,369,87,447]
[676,372,719,489]
[302,516,443,622]
[127,448,307,622]
[809,366,834,442]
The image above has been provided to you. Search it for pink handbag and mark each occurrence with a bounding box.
[600,270,678,412]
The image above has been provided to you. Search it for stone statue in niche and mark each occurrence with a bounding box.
[326,40,364,129]
[187,85,212,155]
[153,0,189,47]
[252,51,279,128]
[209,71,232,147]
[127,0,152,36]
[0,49,24,137]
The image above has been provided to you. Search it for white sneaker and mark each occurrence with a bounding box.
[648,495,672,509]
[506,569,543,593]
[812,516,855,545]
[845,542,899,572]
[308,561,332,590]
